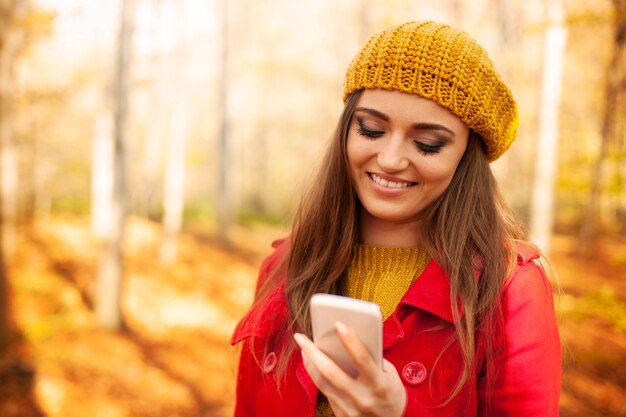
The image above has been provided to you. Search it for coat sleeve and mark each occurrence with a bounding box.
[232,239,289,417]
[478,260,562,416]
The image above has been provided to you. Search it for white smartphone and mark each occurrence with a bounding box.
[309,293,383,378]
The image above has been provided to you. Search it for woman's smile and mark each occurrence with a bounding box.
[368,172,416,190]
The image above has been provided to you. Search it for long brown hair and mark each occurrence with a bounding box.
[420,127,526,400]
[250,89,526,396]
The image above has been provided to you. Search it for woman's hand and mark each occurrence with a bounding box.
[294,322,406,417]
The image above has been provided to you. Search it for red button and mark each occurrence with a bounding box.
[263,352,277,373]
[402,361,427,385]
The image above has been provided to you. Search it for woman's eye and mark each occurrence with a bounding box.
[414,141,444,155]
[357,127,384,138]
[356,120,384,138]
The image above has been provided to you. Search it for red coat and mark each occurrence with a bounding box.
[231,239,561,416]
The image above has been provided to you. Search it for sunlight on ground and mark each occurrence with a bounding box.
[125,273,252,336]
[8,217,262,417]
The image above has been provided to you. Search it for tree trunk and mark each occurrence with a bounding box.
[529,0,567,255]
[138,0,167,220]
[578,0,626,249]
[91,113,114,237]
[0,252,8,351]
[160,102,187,262]
[217,0,233,244]
[490,0,526,214]
[0,0,28,350]
[0,0,26,266]
[160,0,188,263]
[95,0,136,330]
[610,0,626,233]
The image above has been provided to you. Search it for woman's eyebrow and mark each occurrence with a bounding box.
[355,107,390,121]
[411,122,454,135]
[356,107,455,135]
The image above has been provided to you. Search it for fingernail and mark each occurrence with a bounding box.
[335,321,347,335]
[293,333,304,346]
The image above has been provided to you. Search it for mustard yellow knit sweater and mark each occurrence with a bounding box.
[316,244,429,417]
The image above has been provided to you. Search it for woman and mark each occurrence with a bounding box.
[231,21,561,417]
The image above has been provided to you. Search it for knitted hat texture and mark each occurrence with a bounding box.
[343,21,518,161]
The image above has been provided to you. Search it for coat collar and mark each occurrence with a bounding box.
[398,258,461,324]
[233,242,541,347]
[393,242,542,325]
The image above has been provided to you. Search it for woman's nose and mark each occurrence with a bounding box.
[377,137,409,172]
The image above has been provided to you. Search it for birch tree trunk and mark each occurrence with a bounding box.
[217,0,233,244]
[0,253,7,351]
[91,2,117,238]
[578,0,626,249]
[529,1,567,254]
[490,0,527,212]
[0,0,26,266]
[139,0,167,220]
[0,0,28,349]
[91,113,114,237]
[160,0,188,263]
[95,0,136,330]
[160,101,187,262]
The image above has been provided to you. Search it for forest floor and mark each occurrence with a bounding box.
[0,217,625,417]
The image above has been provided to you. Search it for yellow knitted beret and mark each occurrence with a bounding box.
[343,21,518,161]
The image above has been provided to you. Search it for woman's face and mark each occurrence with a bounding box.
[347,89,470,230]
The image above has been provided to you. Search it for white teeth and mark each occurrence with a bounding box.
[371,173,412,188]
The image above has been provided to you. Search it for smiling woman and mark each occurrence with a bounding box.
[231,21,561,417]
[347,90,470,246]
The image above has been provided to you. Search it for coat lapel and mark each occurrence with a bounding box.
[398,259,461,324]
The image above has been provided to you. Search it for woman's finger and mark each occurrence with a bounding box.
[296,333,365,414]
[334,321,382,385]
[293,333,353,390]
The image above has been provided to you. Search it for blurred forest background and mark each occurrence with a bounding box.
[0,0,625,416]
